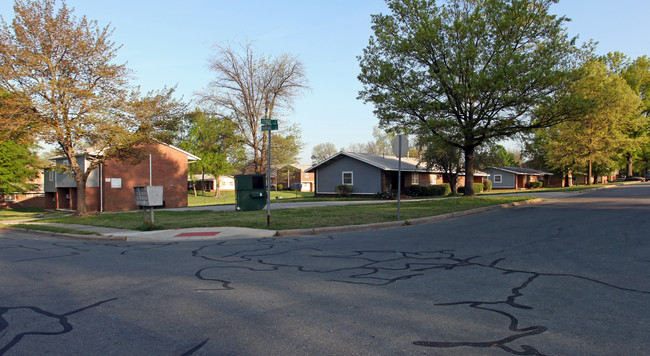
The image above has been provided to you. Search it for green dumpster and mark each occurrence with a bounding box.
[235,174,268,211]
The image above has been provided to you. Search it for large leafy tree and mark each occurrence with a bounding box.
[0,90,40,195]
[417,134,462,194]
[358,0,585,196]
[475,144,517,169]
[543,60,642,184]
[343,126,398,155]
[269,127,302,168]
[616,54,650,176]
[200,41,309,174]
[0,89,37,143]
[0,141,39,195]
[311,142,338,164]
[0,0,184,215]
[181,109,244,197]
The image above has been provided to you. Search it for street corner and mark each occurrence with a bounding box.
[123,226,277,241]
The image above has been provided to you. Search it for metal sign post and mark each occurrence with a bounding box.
[267,129,271,227]
[262,119,279,227]
[392,134,408,220]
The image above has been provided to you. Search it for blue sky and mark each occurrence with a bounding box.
[2,0,649,164]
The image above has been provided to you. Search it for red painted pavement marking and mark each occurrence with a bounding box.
[174,231,221,237]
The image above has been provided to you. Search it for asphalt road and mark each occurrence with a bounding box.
[1,184,648,355]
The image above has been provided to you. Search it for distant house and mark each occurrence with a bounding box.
[277,164,315,192]
[305,151,486,196]
[571,172,615,185]
[483,166,553,189]
[188,175,235,192]
[44,142,200,212]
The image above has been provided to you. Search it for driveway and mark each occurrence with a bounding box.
[1,184,648,355]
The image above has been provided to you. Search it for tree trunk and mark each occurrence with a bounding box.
[214,174,221,198]
[587,160,593,185]
[444,173,458,194]
[450,174,458,194]
[75,180,87,216]
[626,153,634,177]
[201,171,205,197]
[564,172,571,187]
[463,147,475,196]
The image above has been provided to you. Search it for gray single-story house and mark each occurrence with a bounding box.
[483,166,553,189]
[305,151,487,196]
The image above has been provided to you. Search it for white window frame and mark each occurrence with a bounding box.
[342,171,353,185]
[494,174,502,184]
[412,173,420,185]
[429,174,437,185]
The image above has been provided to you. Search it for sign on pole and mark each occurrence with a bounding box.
[262,119,278,131]
[262,118,279,227]
[392,134,408,157]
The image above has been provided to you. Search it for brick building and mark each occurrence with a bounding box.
[0,170,45,209]
[44,142,200,212]
[277,164,315,192]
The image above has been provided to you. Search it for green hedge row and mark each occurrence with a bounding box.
[457,183,487,194]
[404,184,452,197]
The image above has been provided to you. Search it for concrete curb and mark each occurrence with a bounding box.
[275,197,544,237]
[276,220,407,237]
[1,227,127,241]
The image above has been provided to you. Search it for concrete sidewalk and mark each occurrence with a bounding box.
[6,185,625,242]
[18,223,276,241]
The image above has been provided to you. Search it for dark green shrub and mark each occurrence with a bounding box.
[375,190,395,200]
[457,183,484,194]
[483,179,492,192]
[403,184,451,197]
[405,185,424,197]
[528,181,543,189]
[431,184,451,196]
[335,184,353,197]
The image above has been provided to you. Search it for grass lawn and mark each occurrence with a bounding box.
[9,223,101,236]
[479,183,619,195]
[43,196,534,231]
[188,190,370,206]
[0,207,70,222]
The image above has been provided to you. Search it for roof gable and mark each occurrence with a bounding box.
[306,151,489,176]
[48,141,200,163]
[306,151,430,173]
[486,166,552,176]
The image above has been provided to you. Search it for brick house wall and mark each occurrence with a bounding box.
[1,170,45,209]
[43,142,194,212]
[101,143,189,211]
[300,170,314,192]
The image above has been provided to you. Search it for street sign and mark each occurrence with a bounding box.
[261,118,272,125]
[262,122,278,131]
[392,134,409,157]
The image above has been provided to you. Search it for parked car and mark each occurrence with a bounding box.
[624,176,646,182]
